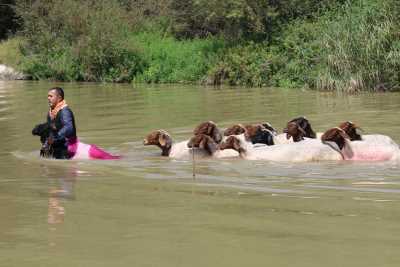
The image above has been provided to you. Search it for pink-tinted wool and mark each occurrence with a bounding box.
[345,151,393,161]
[88,145,121,160]
[67,138,120,160]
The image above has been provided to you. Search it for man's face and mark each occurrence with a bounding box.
[48,90,61,109]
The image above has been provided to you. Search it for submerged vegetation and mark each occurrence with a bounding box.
[0,0,399,91]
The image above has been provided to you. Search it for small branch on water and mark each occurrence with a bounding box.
[192,148,196,179]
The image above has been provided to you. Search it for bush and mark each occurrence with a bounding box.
[269,20,323,88]
[170,0,344,41]
[0,37,23,68]
[206,43,279,87]
[134,32,224,83]
[16,0,145,82]
[315,0,400,91]
[273,0,400,91]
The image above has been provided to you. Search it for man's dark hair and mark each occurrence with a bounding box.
[49,87,64,100]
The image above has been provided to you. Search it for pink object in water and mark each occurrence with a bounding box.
[67,138,79,157]
[67,138,120,160]
[88,144,121,160]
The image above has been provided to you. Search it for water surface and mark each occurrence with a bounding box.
[1,81,400,267]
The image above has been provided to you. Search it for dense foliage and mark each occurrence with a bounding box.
[0,0,398,91]
[272,0,400,91]
[170,0,344,40]
[0,0,19,40]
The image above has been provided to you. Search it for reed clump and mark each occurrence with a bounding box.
[274,0,400,91]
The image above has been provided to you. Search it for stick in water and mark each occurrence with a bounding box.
[192,147,196,179]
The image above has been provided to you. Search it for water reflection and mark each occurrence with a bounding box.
[47,176,75,225]
[45,165,78,225]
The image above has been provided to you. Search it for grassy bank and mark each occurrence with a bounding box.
[0,38,22,69]
[133,32,225,83]
[3,0,399,91]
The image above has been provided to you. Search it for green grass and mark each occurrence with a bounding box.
[133,32,225,83]
[272,0,400,91]
[0,37,23,69]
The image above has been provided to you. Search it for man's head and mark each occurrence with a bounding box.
[48,87,64,109]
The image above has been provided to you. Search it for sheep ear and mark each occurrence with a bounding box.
[342,138,354,159]
[297,125,306,135]
[199,137,215,155]
[193,122,207,135]
[206,124,213,135]
[159,134,166,146]
[159,133,170,147]
[233,138,241,151]
[199,135,208,149]
[283,127,291,139]
[306,126,316,138]
[212,127,222,143]
[338,130,350,140]
[322,128,349,142]
[321,128,337,141]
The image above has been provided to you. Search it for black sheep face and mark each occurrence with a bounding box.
[251,128,275,146]
[286,116,316,139]
[261,122,277,136]
[32,123,53,157]
[32,123,50,144]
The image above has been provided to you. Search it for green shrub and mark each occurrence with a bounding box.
[273,0,400,91]
[315,0,400,91]
[269,20,323,88]
[134,32,224,83]
[206,43,279,87]
[0,37,23,68]
[16,0,145,82]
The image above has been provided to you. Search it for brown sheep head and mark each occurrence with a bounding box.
[283,122,307,142]
[339,121,362,141]
[244,124,273,145]
[193,121,223,144]
[225,123,275,145]
[284,117,316,140]
[261,122,277,135]
[187,134,218,155]
[219,136,246,155]
[321,127,351,150]
[143,130,173,156]
[223,124,246,136]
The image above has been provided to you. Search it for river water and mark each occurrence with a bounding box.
[1,81,400,267]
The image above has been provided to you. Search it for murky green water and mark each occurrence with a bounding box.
[1,80,400,267]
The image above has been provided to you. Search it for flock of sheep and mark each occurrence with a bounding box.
[144,117,400,162]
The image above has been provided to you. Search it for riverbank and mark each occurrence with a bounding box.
[0,64,26,80]
[0,38,26,80]
[2,0,399,91]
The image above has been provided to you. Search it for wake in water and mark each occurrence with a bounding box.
[12,136,400,197]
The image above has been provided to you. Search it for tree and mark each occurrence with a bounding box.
[0,0,19,40]
[170,0,345,41]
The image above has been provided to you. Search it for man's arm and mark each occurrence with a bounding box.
[53,108,76,142]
